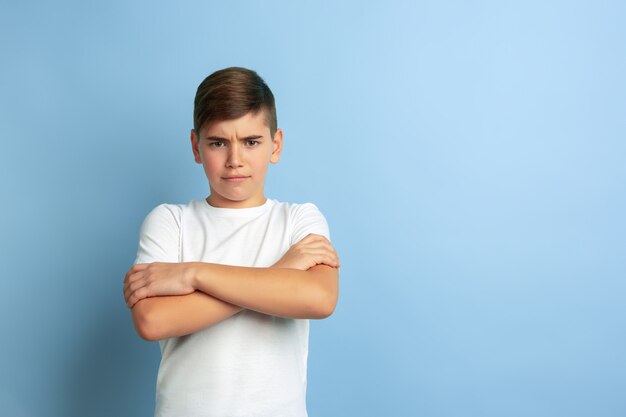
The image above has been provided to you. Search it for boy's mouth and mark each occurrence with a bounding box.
[222,176,250,182]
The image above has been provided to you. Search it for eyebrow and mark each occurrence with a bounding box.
[204,135,263,141]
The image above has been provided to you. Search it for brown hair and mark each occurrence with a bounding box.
[193,67,277,138]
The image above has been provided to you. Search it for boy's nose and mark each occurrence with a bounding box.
[226,143,243,167]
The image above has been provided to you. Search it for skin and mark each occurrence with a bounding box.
[191,110,283,209]
[124,111,340,341]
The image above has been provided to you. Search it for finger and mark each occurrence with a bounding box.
[128,278,150,301]
[124,268,134,284]
[304,248,340,267]
[323,254,340,267]
[321,241,337,256]
[302,233,329,243]
[322,249,340,267]
[311,238,336,252]
[128,287,149,308]
[128,293,137,308]
[296,239,333,253]
[123,281,130,299]
[125,263,150,283]
[291,235,329,253]
[127,287,142,307]
[123,281,134,302]
[123,271,143,295]
[124,275,146,301]
[128,290,140,308]
[126,268,147,286]
[124,283,134,304]
[302,246,337,258]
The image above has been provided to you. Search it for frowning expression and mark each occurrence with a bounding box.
[191,111,283,208]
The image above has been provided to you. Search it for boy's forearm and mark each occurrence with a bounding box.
[190,262,337,319]
[132,291,243,341]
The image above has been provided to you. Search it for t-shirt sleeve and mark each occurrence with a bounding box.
[134,204,181,265]
[290,202,331,246]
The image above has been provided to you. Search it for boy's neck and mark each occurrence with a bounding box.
[206,195,268,209]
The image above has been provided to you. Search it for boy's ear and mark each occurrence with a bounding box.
[191,129,202,164]
[270,128,283,164]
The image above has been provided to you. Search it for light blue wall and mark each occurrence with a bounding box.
[1,1,624,416]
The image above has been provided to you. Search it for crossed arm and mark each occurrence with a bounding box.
[124,234,340,341]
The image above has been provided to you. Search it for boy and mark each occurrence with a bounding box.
[123,67,340,417]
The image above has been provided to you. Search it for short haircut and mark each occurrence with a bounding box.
[193,67,278,138]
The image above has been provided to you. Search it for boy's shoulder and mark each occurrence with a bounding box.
[142,202,183,223]
[284,200,324,217]
[141,202,186,226]
[270,199,326,222]
[281,199,330,243]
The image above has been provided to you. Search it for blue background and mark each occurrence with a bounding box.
[1,1,625,416]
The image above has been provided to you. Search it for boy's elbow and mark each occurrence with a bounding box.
[132,299,162,341]
[136,323,160,342]
[315,296,337,319]
[312,285,338,319]
[307,265,339,319]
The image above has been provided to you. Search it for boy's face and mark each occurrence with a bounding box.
[191,111,283,208]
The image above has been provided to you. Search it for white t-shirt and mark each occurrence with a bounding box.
[134,197,331,417]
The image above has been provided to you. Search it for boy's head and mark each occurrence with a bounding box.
[193,67,277,139]
[190,67,283,209]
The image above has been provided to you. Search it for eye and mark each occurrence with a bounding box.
[208,141,225,148]
[246,140,260,146]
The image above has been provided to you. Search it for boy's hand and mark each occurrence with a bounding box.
[123,262,196,308]
[272,233,340,271]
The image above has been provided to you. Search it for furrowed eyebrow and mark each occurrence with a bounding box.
[205,135,263,141]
